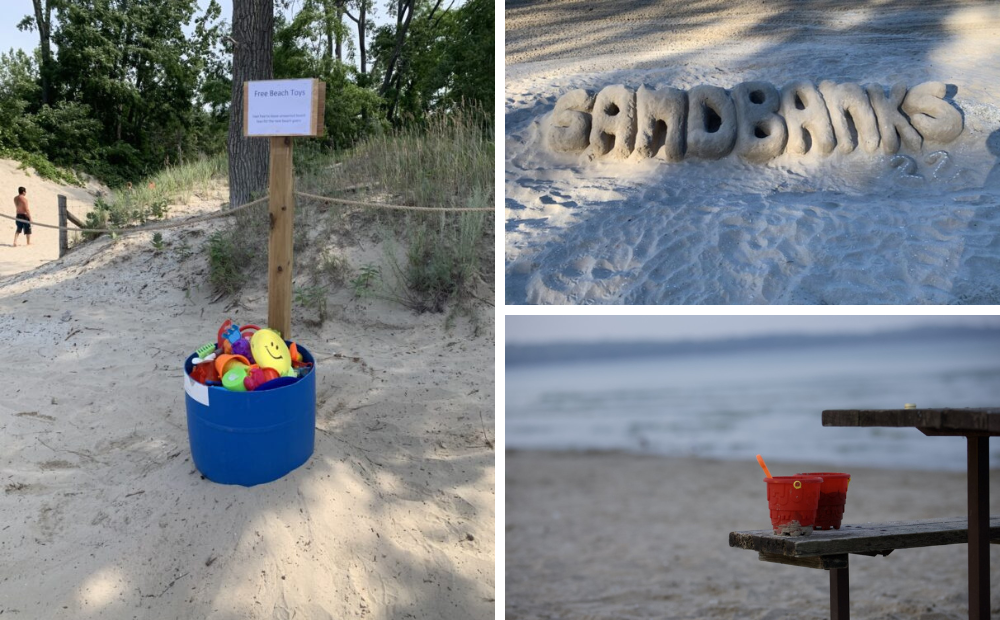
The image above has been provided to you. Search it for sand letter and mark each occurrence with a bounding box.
[901,81,963,144]
[634,85,687,163]
[686,85,737,160]
[780,80,836,156]
[546,89,595,153]
[818,81,880,154]
[587,85,637,160]
[732,81,787,163]
[867,83,922,154]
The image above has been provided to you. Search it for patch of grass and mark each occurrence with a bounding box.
[88,154,226,233]
[351,263,381,298]
[388,217,488,312]
[207,230,251,297]
[294,284,329,325]
[298,105,494,311]
[338,106,493,210]
[174,240,193,261]
[205,193,270,298]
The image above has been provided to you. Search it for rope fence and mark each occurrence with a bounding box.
[0,196,270,235]
[295,191,494,213]
[1,189,493,236]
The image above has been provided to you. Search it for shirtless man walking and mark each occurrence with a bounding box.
[13,186,30,247]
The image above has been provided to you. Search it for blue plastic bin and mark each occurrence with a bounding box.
[183,343,316,486]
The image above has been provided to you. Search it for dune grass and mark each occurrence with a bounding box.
[298,107,495,312]
[209,107,494,316]
[84,154,227,234]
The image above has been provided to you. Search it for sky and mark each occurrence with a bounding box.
[505,315,1000,344]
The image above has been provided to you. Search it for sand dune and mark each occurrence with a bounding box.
[0,159,103,277]
[0,182,495,618]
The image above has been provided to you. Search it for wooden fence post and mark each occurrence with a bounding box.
[267,136,294,340]
[58,195,67,258]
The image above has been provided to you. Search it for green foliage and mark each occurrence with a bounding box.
[34,102,103,167]
[386,198,489,313]
[0,148,84,186]
[338,105,493,209]
[151,232,165,251]
[333,106,493,311]
[369,0,494,126]
[322,64,387,151]
[0,0,492,189]
[207,230,251,297]
[443,0,493,111]
[80,155,224,238]
[351,263,381,297]
[293,284,329,325]
[0,1,229,186]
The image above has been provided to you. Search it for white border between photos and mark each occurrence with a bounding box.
[495,2,505,617]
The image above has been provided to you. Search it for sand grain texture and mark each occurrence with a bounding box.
[0,184,495,619]
[506,451,1000,620]
[505,0,1000,304]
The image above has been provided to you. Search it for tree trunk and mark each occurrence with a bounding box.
[334,0,345,64]
[227,0,274,209]
[346,0,368,78]
[357,1,367,76]
[32,0,52,106]
[379,0,413,96]
[323,0,333,62]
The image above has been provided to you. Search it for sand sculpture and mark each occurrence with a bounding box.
[546,80,963,162]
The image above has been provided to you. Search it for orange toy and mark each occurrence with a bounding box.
[214,354,251,377]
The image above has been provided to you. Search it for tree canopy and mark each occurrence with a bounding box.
[0,0,493,186]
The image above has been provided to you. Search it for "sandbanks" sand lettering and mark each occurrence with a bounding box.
[546,80,963,162]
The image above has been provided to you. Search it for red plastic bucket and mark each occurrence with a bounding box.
[797,472,851,530]
[765,476,824,536]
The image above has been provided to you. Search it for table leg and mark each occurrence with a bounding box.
[968,435,989,620]
[830,566,849,620]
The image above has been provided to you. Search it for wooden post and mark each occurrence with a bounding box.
[245,78,324,339]
[830,566,849,620]
[968,435,989,620]
[58,195,67,258]
[267,136,294,340]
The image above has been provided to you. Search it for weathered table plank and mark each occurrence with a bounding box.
[730,517,1000,558]
[822,408,1000,436]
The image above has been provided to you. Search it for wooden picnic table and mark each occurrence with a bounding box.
[823,407,1000,620]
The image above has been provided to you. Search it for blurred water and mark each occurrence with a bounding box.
[506,337,1000,471]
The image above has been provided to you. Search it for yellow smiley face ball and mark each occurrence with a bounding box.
[250,329,291,376]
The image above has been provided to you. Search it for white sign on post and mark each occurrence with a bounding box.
[243,78,325,137]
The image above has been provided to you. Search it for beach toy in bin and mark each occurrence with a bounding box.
[757,455,823,536]
[183,321,317,487]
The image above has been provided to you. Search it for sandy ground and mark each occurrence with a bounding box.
[0,181,495,618]
[505,0,1000,304]
[506,450,1000,620]
[0,159,104,277]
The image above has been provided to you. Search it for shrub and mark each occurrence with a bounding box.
[207,230,250,296]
